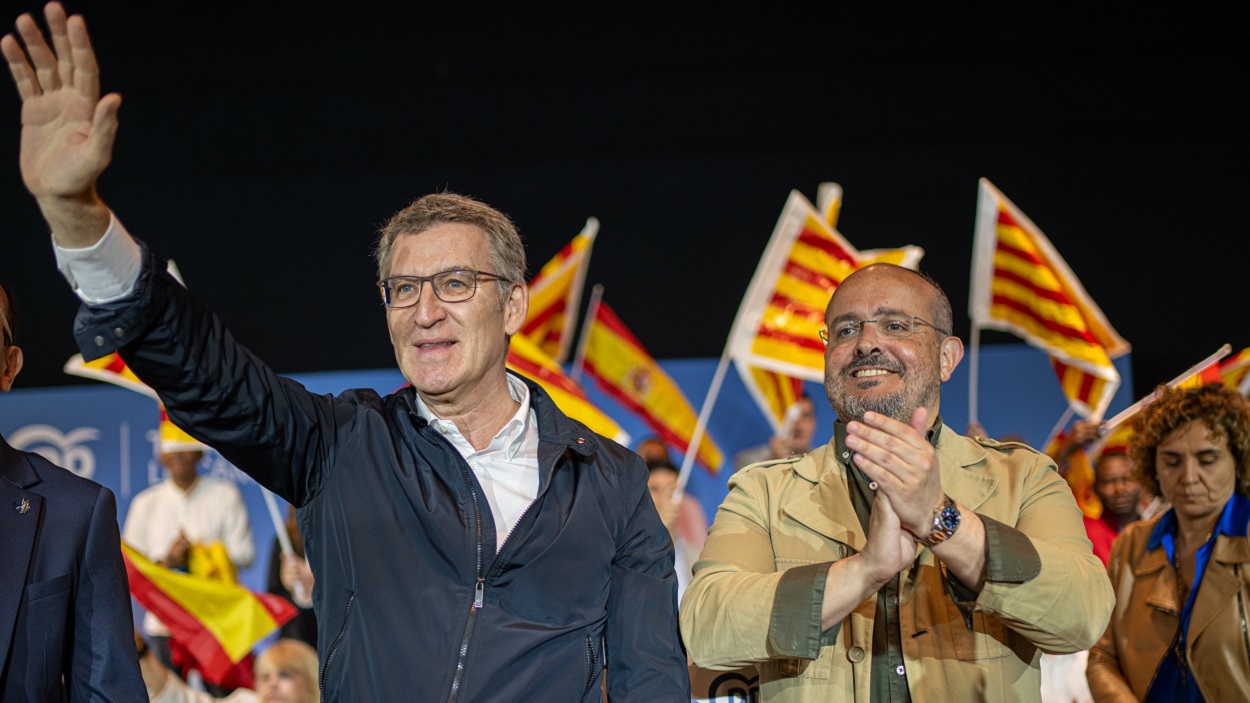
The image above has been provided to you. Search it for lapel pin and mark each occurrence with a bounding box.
[18,498,30,514]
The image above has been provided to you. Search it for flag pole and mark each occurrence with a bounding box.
[1100,344,1232,433]
[676,346,732,498]
[968,327,981,425]
[569,284,604,384]
[261,487,306,602]
[1042,406,1076,451]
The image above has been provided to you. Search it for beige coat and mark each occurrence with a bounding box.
[680,426,1113,702]
[1086,511,1250,702]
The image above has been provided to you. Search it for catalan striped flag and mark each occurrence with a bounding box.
[122,543,295,687]
[522,218,598,363]
[579,300,724,472]
[725,187,924,390]
[970,179,1130,420]
[505,332,631,446]
[1219,347,1250,395]
[737,183,848,429]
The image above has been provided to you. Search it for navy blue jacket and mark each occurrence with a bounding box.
[73,244,689,702]
[0,434,146,702]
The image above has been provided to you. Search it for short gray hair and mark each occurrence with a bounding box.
[374,193,527,298]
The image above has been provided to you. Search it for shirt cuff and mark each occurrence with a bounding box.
[769,562,838,659]
[52,212,142,303]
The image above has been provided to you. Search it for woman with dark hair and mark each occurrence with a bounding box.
[1087,384,1250,702]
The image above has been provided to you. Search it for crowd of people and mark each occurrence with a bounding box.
[2,4,1248,702]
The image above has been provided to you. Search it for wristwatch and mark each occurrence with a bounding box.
[918,494,961,548]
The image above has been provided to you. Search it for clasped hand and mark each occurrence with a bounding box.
[846,407,945,581]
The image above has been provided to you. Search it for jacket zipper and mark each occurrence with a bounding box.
[446,451,485,703]
[318,592,355,693]
[494,449,563,566]
[436,416,581,702]
[580,635,598,702]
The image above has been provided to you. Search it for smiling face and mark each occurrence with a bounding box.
[385,223,527,409]
[822,265,962,424]
[1155,420,1238,526]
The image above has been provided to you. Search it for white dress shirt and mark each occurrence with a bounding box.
[414,375,540,553]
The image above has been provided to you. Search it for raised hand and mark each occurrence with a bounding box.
[845,406,943,538]
[3,2,118,244]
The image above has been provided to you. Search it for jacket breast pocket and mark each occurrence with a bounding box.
[24,572,72,604]
[946,603,1013,661]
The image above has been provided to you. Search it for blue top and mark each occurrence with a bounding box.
[1144,492,1250,703]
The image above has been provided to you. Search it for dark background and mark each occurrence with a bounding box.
[3,3,1247,398]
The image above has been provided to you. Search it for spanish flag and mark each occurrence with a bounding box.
[122,543,295,687]
[522,218,598,363]
[970,179,1130,420]
[505,332,631,446]
[579,300,724,472]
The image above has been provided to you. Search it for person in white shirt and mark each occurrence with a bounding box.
[124,439,255,677]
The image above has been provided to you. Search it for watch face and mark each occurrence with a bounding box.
[938,505,961,532]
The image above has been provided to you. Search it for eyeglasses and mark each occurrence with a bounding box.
[377,270,509,308]
[819,316,950,347]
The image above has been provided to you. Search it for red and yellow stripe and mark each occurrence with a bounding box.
[522,220,597,362]
[122,543,295,685]
[506,333,629,445]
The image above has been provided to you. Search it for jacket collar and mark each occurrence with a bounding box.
[396,371,595,459]
[783,425,998,552]
[0,432,42,490]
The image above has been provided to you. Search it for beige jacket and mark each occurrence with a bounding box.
[1086,510,1250,702]
[680,426,1113,702]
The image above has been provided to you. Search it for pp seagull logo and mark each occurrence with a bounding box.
[8,424,102,479]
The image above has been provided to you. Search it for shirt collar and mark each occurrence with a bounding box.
[413,375,533,460]
[1148,492,1250,550]
[834,413,943,460]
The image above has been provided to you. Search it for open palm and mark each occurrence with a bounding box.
[3,3,119,200]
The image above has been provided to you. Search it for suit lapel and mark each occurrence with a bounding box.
[934,428,998,512]
[0,437,43,679]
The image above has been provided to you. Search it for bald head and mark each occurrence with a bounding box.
[822,264,963,424]
[829,264,953,335]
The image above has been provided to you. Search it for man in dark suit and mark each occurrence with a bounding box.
[0,282,145,701]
